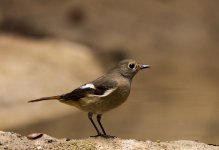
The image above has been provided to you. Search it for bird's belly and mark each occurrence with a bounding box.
[79,88,130,114]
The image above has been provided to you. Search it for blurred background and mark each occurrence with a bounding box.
[0,0,219,144]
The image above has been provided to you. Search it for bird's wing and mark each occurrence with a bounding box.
[60,78,118,101]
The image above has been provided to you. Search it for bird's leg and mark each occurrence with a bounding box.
[88,112,101,136]
[97,114,115,138]
[96,114,106,135]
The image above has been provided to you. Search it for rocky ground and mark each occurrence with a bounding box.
[0,131,218,150]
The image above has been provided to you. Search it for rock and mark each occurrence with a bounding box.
[27,133,43,140]
[0,35,102,129]
[0,131,218,150]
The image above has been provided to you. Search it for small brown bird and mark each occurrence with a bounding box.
[29,59,150,138]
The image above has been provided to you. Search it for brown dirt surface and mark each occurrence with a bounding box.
[0,131,218,150]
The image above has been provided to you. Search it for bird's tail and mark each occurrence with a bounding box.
[28,95,61,103]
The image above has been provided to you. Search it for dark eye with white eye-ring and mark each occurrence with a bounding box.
[128,63,135,69]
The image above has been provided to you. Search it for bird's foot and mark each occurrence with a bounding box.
[90,134,116,139]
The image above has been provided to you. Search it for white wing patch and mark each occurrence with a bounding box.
[80,83,96,89]
[90,87,117,97]
[100,88,117,97]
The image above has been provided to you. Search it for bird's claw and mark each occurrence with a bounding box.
[90,134,115,138]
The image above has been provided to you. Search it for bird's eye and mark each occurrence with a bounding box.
[128,63,135,69]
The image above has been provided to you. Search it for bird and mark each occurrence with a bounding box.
[29,59,150,138]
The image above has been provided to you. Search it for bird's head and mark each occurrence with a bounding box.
[115,59,150,80]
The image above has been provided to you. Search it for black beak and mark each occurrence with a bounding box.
[140,64,150,70]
